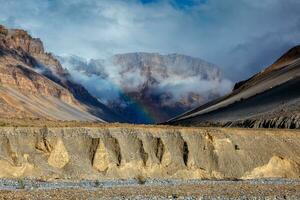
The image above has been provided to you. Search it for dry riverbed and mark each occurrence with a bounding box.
[0,179,299,199]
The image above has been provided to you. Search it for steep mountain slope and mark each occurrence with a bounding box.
[167,46,300,128]
[0,25,121,122]
[59,53,232,124]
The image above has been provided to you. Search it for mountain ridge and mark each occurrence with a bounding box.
[0,25,123,122]
[166,45,300,128]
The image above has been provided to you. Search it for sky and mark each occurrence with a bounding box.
[0,0,300,81]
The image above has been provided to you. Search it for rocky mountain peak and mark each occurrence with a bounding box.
[0,26,44,55]
[59,53,232,124]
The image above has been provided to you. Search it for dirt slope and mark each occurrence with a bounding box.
[167,46,300,128]
[0,126,299,180]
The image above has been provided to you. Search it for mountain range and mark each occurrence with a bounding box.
[58,53,231,123]
[0,24,299,128]
[0,24,230,124]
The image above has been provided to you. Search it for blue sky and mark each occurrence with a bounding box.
[0,0,300,81]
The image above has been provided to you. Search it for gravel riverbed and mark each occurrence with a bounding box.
[0,178,299,199]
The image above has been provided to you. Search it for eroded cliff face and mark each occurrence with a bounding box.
[0,25,64,74]
[0,26,73,103]
[0,126,299,180]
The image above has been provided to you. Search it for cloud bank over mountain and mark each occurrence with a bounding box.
[58,53,232,123]
[1,0,300,80]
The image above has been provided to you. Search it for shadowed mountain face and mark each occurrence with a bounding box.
[0,25,123,122]
[58,53,232,124]
[167,46,300,129]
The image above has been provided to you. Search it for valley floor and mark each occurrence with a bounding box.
[0,121,299,199]
[0,179,299,199]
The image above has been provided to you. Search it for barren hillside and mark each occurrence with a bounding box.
[167,46,300,128]
[0,25,122,122]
